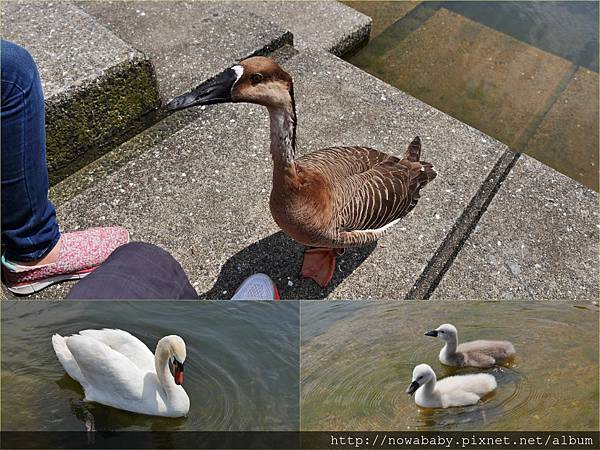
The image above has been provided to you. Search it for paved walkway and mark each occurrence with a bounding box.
[1,2,597,300]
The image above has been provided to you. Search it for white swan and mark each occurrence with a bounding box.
[52,329,190,417]
[406,364,497,408]
[425,323,516,368]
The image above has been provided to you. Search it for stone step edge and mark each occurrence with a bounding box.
[46,4,293,186]
[46,53,161,186]
[49,44,300,207]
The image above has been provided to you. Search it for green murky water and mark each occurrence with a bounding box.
[1,301,299,431]
[301,301,598,431]
[345,1,599,190]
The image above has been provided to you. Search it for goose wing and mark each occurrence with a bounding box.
[300,139,435,233]
[78,329,155,372]
[65,334,145,402]
[298,146,393,180]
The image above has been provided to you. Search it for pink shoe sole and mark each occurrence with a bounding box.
[2,226,129,295]
[3,267,95,295]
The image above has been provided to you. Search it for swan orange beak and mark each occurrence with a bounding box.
[174,361,184,385]
[170,358,185,385]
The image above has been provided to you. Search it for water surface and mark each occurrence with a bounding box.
[1,301,299,431]
[346,1,599,190]
[301,301,598,431]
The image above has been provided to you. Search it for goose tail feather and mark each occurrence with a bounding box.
[404,136,421,162]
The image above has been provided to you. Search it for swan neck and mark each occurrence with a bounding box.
[155,341,178,398]
[423,373,436,396]
[443,335,458,355]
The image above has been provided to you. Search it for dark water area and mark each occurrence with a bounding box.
[444,1,598,72]
[346,1,599,190]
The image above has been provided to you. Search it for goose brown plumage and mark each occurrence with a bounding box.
[166,57,436,287]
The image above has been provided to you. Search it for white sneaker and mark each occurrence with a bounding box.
[231,273,280,301]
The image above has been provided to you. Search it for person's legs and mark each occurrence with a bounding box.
[66,242,198,299]
[1,40,129,295]
[1,40,60,262]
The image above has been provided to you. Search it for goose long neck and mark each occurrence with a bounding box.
[267,101,297,172]
[155,341,178,398]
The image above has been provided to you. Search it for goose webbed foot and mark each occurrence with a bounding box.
[301,247,338,287]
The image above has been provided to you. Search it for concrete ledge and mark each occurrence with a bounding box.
[432,154,599,300]
[33,49,507,300]
[44,58,160,183]
[78,1,294,100]
[341,1,421,39]
[236,1,372,56]
[1,1,161,184]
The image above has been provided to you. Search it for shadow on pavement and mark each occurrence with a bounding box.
[199,231,376,300]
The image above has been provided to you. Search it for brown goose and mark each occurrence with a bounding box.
[167,57,436,287]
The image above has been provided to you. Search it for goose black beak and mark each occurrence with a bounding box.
[166,67,238,111]
[406,381,420,396]
[424,330,438,337]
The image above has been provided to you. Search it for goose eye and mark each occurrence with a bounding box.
[418,376,423,380]
[250,73,263,84]
[440,330,445,333]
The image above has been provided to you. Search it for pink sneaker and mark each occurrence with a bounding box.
[2,227,129,295]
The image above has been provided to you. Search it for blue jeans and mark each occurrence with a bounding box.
[1,40,60,262]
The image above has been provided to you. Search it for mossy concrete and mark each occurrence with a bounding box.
[44,58,161,185]
[2,1,294,185]
[48,45,301,208]
[1,1,162,185]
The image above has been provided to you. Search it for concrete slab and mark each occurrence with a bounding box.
[27,48,506,300]
[234,1,371,56]
[526,67,599,191]
[432,154,599,301]
[351,8,574,150]
[1,1,160,184]
[341,1,421,39]
[78,1,293,101]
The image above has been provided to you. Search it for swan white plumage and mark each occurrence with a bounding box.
[406,363,497,408]
[51,329,190,417]
[425,323,516,368]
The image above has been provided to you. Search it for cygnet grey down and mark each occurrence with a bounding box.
[425,323,515,368]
